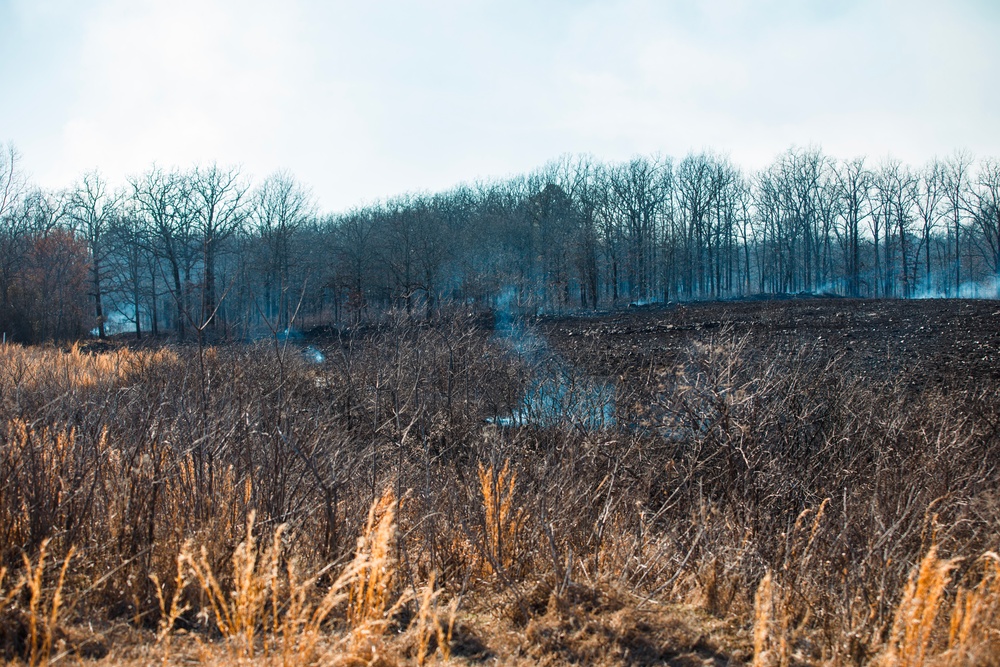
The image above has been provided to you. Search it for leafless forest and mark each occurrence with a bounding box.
[1,143,999,343]
[2,140,1000,666]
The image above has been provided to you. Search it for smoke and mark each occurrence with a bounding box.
[491,285,616,430]
[494,285,546,359]
[90,310,134,337]
[629,297,664,307]
[911,274,1000,300]
[302,345,325,364]
[489,372,616,429]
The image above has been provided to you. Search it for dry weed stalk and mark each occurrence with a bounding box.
[182,511,286,658]
[733,500,835,667]
[20,539,75,667]
[412,571,457,666]
[348,488,399,633]
[269,553,359,665]
[943,551,1000,665]
[150,550,191,664]
[478,460,523,576]
[877,545,961,667]
[172,489,404,664]
[0,565,25,611]
[287,486,403,664]
[752,571,791,667]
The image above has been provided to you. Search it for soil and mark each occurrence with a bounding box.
[539,297,1000,394]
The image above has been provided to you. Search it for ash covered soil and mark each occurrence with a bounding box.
[539,297,1000,392]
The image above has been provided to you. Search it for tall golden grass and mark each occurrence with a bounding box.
[0,341,178,392]
[477,460,524,577]
[152,487,457,666]
[0,539,74,667]
[744,540,1000,667]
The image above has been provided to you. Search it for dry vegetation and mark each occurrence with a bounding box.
[1,301,1000,666]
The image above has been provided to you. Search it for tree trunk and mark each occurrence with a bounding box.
[172,261,184,339]
[204,243,217,331]
[92,256,106,339]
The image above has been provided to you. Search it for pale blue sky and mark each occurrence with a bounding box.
[1,0,998,210]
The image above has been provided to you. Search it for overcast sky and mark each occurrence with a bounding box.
[1,0,998,211]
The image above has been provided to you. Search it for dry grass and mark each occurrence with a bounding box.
[876,545,961,667]
[477,460,524,577]
[0,538,74,666]
[146,486,460,666]
[868,546,1000,667]
[0,316,999,665]
[944,552,1000,665]
[0,341,178,392]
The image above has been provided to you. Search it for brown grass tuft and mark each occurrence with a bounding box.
[477,460,524,577]
[877,545,961,667]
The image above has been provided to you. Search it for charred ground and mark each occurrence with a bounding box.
[542,297,1000,392]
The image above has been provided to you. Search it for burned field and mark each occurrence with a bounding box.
[541,297,1000,408]
[542,297,1000,392]
[1,298,1000,665]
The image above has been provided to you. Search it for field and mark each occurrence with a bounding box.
[2,297,1000,666]
[544,297,1000,390]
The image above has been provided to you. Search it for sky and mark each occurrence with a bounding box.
[1,0,998,212]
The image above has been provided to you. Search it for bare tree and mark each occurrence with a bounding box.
[107,200,155,339]
[67,171,121,338]
[815,165,842,291]
[972,159,1000,277]
[676,154,720,297]
[732,174,756,294]
[944,151,974,294]
[0,144,29,338]
[252,170,314,329]
[874,159,918,297]
[333,209,379,324]
[188,164,249,334]
[605,157,670,302]
[914,160,946,294]
[414,195,451,317]
[5,188,86,341]
[590,164,622,303]
[0,143,26,223]
[709,159,741,297]
[770,147,826,292]
[131,167,194,339]
[548,155,603,307]
[378,196,422,314]
[833,158,872,297]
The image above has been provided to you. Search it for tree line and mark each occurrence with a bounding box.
[1,142,999,342]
